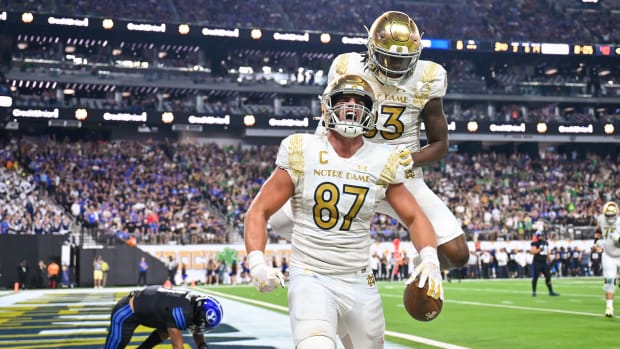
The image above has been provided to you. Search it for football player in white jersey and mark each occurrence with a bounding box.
[245,74,443,349]
[269,11,469,269]
[594,201,620,317]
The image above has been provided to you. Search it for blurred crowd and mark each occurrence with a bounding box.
[1,137,617,246]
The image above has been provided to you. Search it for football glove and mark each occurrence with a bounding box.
[396,145,415,179]
[407,247,443,300]
[248,250,285,293]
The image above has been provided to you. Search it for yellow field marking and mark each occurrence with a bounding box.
[57,310,80,315]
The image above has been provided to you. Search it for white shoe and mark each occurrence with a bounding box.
[605,306,614,318]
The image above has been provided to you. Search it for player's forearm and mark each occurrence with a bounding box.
[407,213,438,252]
[419,98,449,165]
[244,211,268,253]
[414,139,448,166]
[168,329,184,349]
[192,332,207,349]
[409,227,438,253]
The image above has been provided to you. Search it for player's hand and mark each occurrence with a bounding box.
[396,145,415,178]
[248,251,285,293]
[407,247,443,300]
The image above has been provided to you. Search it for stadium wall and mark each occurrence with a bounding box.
[0,235,68,289]
[78,244,168,287]
[139,239,597,284]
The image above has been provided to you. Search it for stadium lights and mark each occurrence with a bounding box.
[238,66,253,74]
[466,121,479,133]
[102,18,114,30]
[603,123,615,135]
[544,67,558,75]
[161,112,174,124]
[21,12,34,24]
[243,114,256,127]
[178,24,190,35]
[250,29,262,40]
[536,122,548,134]
[74,108,88,121]
[320,33,331,44]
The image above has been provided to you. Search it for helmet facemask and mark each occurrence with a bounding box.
[321,75,376,138]
[367,11,422,86]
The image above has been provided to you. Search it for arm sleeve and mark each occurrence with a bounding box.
[428,62,448,100]
[327,54,346,84]
[274,134,304,187]
[275,135,292,171]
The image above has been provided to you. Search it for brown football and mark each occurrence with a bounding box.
[403,277,443,322]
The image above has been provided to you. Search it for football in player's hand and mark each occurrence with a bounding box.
[403,276,443,322]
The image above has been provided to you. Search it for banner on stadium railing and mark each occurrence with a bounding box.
[2,11,620,55]
[9,107,618,138]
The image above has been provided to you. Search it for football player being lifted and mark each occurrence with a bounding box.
[594,201,620,317]
[245,74,443,349]
[269,11,469,270]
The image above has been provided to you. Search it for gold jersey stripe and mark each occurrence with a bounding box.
[288,134,305,183]
[333,53,351,76]
[376,150,399,186]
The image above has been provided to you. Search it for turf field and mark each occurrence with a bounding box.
[0,277,614,349]
[198,277,616,349]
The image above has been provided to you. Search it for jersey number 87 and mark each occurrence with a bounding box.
[313,182,369,230]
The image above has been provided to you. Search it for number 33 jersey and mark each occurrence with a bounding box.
[328,52,447,178]
[276,133,406,274]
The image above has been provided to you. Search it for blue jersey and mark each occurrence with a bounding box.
[132,286,199,331]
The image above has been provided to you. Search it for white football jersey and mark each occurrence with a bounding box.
[596,215,620,258]
[276,133,405,274]
[327,52,448,178]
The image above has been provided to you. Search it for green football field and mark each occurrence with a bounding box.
[196,277,616,349]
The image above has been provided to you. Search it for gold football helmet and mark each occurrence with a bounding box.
[603,201,619,225]
[367,11,422,85]
[320,74,376,138]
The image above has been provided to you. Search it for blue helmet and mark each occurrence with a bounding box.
[202,295,223,329]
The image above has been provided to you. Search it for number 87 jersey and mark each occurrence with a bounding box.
[276,133,406,274]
